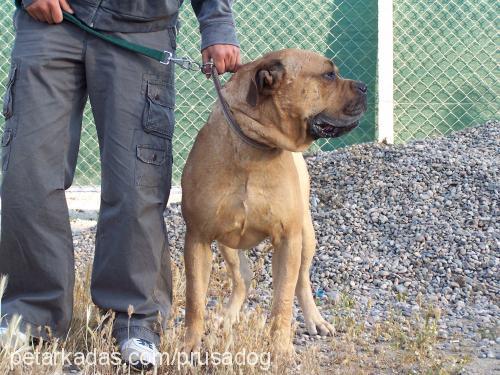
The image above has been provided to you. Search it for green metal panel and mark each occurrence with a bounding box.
[324,0,378,150]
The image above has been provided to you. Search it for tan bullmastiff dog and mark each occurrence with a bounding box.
[181,49,367,354]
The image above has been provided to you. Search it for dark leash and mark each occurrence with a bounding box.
[18,7,275,151]
[209,66,274,151]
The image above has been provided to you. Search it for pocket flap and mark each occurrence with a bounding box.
[1,129,13,147]
[136,145,166,166]
[3,65,18,119]
[147,81,174,108]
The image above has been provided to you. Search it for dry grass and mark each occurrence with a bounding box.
[0,256,470,374]
[325,296,471,375]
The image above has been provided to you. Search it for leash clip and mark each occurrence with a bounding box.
[164,55,205,72]
[160,51,212,75]
[160,51,173,66]
[171,57,202,72]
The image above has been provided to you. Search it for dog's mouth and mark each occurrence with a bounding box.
[307,113,359,139]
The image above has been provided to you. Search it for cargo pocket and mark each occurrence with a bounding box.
[1,128,14,172]
[3,64,18,120]
[143,80,175,140]
[135,143,171,187]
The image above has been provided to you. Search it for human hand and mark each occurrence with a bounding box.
[25,0,74,24]
[201,44,241,77]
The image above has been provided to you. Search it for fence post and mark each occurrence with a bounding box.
[377,0,394,144]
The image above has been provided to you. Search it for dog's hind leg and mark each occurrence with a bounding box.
[182,230,213,354]
[295,211,335,336]
[219,244,252,326]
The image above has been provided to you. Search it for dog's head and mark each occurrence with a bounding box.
[231,49,367,151]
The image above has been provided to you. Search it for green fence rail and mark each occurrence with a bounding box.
[0,1,497,186]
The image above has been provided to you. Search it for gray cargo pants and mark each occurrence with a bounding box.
[0,9,175,345]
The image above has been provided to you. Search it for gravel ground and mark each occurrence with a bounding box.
[304,120,499,354]
[74,120,499,370]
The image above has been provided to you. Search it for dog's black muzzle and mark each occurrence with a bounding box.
[308,83,367,139]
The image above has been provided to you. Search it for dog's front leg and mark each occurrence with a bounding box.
[270,233,302,354]
[295,211,335,336]
[183,230,212,354]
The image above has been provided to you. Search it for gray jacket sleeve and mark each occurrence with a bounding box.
[191,0,239,51]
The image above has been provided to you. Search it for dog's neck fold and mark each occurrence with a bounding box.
[229,104,312,153]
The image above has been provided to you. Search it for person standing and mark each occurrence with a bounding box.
[0,0,240,369]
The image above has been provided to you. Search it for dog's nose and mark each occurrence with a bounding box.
[355,81,367,94]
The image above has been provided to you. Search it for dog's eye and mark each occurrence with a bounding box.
[323,71,337,81]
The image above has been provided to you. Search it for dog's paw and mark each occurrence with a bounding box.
[181,332,202,356]
[305,315,335,336]
[216,307,240,329]
[270,328,296,359]
[271,339,295,357]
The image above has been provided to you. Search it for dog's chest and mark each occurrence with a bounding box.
[214,175,300,247]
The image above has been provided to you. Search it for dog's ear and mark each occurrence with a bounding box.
[246,59,285,107]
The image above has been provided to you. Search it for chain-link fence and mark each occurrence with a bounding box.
[173,0,378,185]
[393,0,498,142]
[0,0,378,186]
[0,1,497,187]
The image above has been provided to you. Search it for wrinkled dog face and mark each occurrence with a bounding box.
[244,49,367,149]
[299,54,368,140]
